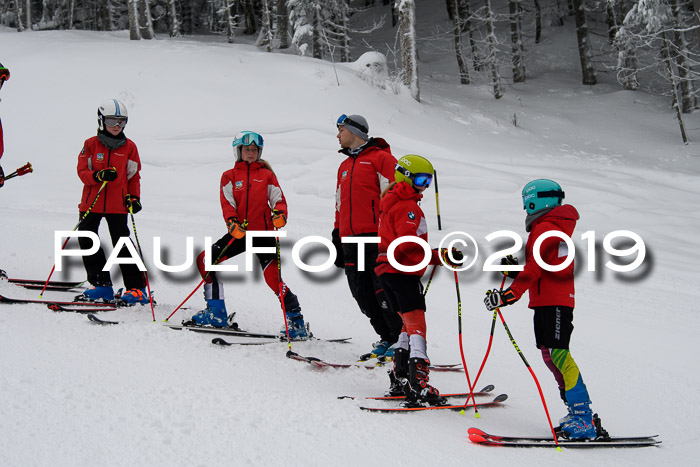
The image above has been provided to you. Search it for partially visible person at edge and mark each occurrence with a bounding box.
[375,155,461,407]
[483,179,601,440]
[332,114,403,360]
[76,99,149,305]
[184,131,309,340]
[0,63,10,188]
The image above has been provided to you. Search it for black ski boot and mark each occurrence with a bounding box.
[385,347,409,397]
[407,357,447,406]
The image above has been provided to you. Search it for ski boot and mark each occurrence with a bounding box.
[184,299,228,327]
[77,285,115,302]
[281,308,310,341]
[119,288,150,305]
[385,347,409,397]
[559,401,597,440]
[279,292,310,340]
[405,357,447,407]
[360,340,392,361]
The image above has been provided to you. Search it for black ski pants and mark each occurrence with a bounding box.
[77,212,145,290]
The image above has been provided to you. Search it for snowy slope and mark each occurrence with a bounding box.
[1,17,699,467]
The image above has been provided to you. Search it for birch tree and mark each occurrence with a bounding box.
[277,0,290,48]
[168,0,180,37]
[397,0,420,101]
[509,0,525,82]
[129,0,141,39]
[483,0,503,98]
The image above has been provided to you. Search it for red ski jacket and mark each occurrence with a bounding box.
[509,205,580,308]
[334,138,396,237]
[375,182,440,277]
[77,135,141,214]
[220,160,287,231]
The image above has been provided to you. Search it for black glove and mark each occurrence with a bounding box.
[484,288,517,311]
[93,167,118,182]
[500,255,520,278]
[440,247,464,267]
[125,194,142,214]
[332,228,344,269]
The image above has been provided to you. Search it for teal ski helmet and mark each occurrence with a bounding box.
[232,131,264,161]
[522,179,565,215]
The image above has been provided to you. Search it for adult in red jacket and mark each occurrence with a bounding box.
[332,114,403,359]
[0,63,9,188]
[75,99,148,305]
[484,179,599,440]
[375,155,451,406]
[185,131,309,340]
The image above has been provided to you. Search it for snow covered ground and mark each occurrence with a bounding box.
[1,14,699,467]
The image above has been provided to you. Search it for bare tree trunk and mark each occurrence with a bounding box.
[168,0,180,37]
[276,0,290,48]
[484,0,503,98]
[509,0,525,82]
[605,1,618,44]
[69,0,75,29]
[312,6,323,59]
[662,32,688,144]
[459,0,481,71]
[534,0,541,43]
[256,0,273,51]
[572,0,596,85]
[242,0,256,34]
[139,0,154,39]
[618,44,639,91]
[339,0,351,62]
[14,0,25,31]
[398,0,420,101]
[25,0,31,29]
[128,0,141,40]
[226,0,236,43]
[448,0,469,84]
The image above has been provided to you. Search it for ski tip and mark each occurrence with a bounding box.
[480,384,495,393]
[469,433,488,444]
[467,427,487,437]
[494,393,508,402]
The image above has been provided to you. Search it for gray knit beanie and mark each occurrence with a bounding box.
[340,114,369,141]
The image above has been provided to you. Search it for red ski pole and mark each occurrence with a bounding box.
[163,221,246,322]
[39,181,108,297]
[496,308,560,449]
[462,275,507,410]
[3,162,33,181]
[452,269,479,416]
[128,205,156,322]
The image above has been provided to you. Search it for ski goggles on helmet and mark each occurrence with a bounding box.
[336,114,368,134]
[104,116,128,128]
[396,163,432,188]
[232,132,264,148]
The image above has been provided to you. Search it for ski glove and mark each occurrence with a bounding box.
[500,255,520,278]
[484,288,517,311]
[0,165,4,188]
[440,247,464,268]
[93,167,118,183]
[227,218,247,239]
[331,228,344,269]
[125,194,142,214]
[272,209,286,229]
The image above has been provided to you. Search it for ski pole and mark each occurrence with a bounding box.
[434,169,442,230]
[276,236,292,350]
[3,162,33,181]
[39,181,108,297]
[496,307,560,449]
[466,275,507,400]
[452,269,479,417]
[128,203,156,322]
[422,264,438,297]
[163,221,246,322]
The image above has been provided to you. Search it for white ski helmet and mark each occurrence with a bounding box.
[98,99,128,131]
[232,131,264,161]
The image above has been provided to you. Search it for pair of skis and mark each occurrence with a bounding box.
[0,293,118,312]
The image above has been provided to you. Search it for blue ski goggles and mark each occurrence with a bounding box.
[412,173,433,188]
[336,114,368,134]
[232,132,264,148]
